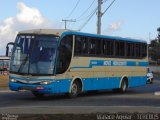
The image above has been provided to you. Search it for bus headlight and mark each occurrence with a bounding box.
[40,81,52,85]
[10,79,17,83]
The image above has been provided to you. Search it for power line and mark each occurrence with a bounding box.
[102,0,116,16]
[66,0,81,19]
[78,7,98,31]
[102,0,108,4]
[76,0,96,20]
[76,9,97,22]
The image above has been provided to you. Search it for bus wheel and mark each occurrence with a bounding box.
[119,79,128,93]
[32,91,44,98]
[112,79,128,93]
[69,81,79,98]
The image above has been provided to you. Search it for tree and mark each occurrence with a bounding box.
[149,27,160,62]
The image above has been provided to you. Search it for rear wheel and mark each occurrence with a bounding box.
[119,79,127,92]
[112,79,128,93]
[32,91,44,98]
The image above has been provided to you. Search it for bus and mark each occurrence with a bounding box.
[8,29,148,98]
[0,56,10,74]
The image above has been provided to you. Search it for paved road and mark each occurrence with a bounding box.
[0,79,160,114]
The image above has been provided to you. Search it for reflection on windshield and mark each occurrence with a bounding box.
[10,35,58,75]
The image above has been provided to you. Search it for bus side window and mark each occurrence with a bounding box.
[75,36,82,55]
[104,39,114,56]
[75,36,89,56]
[142,43,147,58]
[89,38,96,55]
[135,43,141,57]
[126,42,131,57]
[115,41,125,57]
[56,35,73,74]
[126,42,136,58]
[89,38,101,56]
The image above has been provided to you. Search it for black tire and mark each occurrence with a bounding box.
[119,79,127,93]
[32,91,44,98]
[113,79,127,93]
[69,81,80,98]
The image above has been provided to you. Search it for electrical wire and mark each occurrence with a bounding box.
[71,0,116,31]
[76,0,96,20]
[78,7,98,31]
[66,0,81,19]
[102,0,116,16]
[102,0,108,4]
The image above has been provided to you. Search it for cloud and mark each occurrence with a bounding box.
[0,2,60,55]
[16,2,44,25]
[103,21,124,35]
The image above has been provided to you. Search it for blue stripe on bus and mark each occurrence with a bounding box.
[71,60,148,69]
[82,76,147,91]
[9,76,147,94]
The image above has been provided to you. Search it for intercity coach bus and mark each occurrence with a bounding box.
[9,29,148,98]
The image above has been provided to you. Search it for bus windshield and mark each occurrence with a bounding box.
[10,34,59,75]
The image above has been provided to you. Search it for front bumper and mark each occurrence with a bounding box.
[8,78,71,94]
[9,82,53,94]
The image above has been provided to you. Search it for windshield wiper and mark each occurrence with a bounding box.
[17,55,29,73]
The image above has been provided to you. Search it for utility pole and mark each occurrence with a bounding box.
[62,19,76,29]
[157,27,160,40]
[97,0,102,34]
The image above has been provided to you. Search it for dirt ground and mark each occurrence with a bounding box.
[0,75,9,87]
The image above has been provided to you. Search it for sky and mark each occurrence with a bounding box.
[0,0,160,55]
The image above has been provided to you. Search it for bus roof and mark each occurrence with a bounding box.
[19,29,71,36]
[62,31,147,43]
[18,29,147,43]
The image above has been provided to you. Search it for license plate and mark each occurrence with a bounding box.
[19,86,35,91]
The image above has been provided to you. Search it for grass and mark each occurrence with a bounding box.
[0,75,9,87]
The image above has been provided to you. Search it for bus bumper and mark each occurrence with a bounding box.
[8,80,71,94]
[9,82,54,94]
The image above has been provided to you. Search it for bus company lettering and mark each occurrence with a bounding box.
[104,61,127,66]
[113,61,127,66]
[91,61,98,65]
[104,61,112,66]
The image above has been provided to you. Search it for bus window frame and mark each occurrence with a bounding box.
[74,34,147,59]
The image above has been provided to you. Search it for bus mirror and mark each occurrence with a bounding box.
[6,42,15,56]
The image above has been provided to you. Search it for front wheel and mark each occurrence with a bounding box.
[69,81,80,98]
[32,91,44,98]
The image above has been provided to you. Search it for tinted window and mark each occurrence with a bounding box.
[142,43,147,57]
[89,38,101,55]
[56,35,73,74]
[115,41,125,56]
[103,39,114,56]
[75,36,88,55]
[74,35,147,59]
[135,43,141,57]
[126,42,135,57]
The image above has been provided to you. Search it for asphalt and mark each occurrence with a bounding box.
[0,79,160,114]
